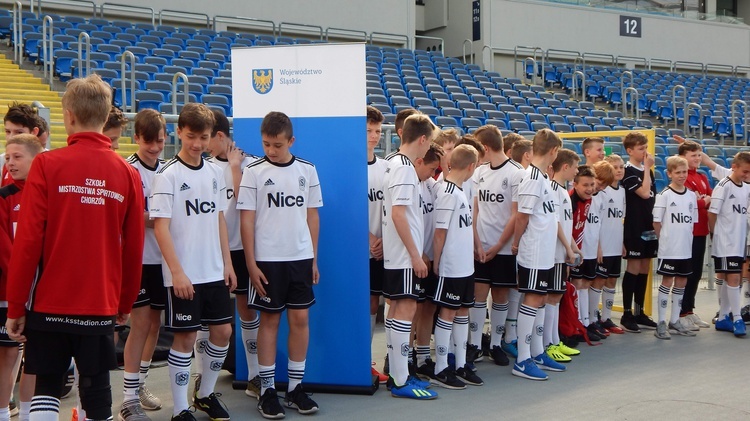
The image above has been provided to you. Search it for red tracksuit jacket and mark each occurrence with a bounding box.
[0,179,23,301]
[6,132,144,334]
[685,168,711,237]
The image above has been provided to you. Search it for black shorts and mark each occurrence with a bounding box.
[430,275,475,309]
[596,256,622,279]
[419,267,437,303]
[714,256,744,274]
[132,264,167,310]
[24,328,116,376]
[231,250,251,295]
[517,265,551,295]
[570,259,597,281]
[624,236,658,259]
[370,258,385,296]
[248,259,315,313]
[474,254,517,287]
[0,308,18,347]
[165,280,233,331]
[550,263,567,294]
[656,258,692,277]
[383,268,422,301]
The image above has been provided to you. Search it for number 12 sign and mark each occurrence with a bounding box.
[620,15,641,38]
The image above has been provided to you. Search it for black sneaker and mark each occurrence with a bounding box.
[560,334,579,348]
[466,344,483,363]
[284,384,319,415]
[432,367,466,390]
[741,305,750,324]
[415,358,436,382]
[383,354,389,375]
[258,388,285,419]
[489,345,509,366]
[634,314,658,330]
[455,364,484,386]
[171,409,197,421]
[585,324,602,341]
[620,313,641,333]
[193,393,230,421]
[481,332,491,355]
[591,321,609,338]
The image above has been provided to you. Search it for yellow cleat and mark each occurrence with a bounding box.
[546,344,572,362]
[556,341,581,356]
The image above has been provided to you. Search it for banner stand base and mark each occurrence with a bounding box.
[232,378,379,396]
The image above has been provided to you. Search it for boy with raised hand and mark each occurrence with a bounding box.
[511,129,565,381]
[546,149,583,362]
[119,109,167,421]
[365,106,390,384]
[203,110,263,399]
[380,114,438,400]
[620,133,658,333]
[6,74,144,421]
[470,125,522,367]
[433,128,458,180]
[708,152,750,337]
[151,103,235,421]
[430,144,482,390]
[653,156,698,339]
[597,155,627,334]
[238,111,323,417]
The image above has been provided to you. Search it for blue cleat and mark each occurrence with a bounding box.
[533,352,566,372]
[390,376,438,400]
[715,315,733,332]
[511,358,548,381]
[501,340,518,359]
[733,319,746,337]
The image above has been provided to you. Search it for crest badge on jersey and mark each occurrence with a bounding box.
[502,178,508,189]
[299,176,306,191]
[252,69,273,94]
[212,178,218,194]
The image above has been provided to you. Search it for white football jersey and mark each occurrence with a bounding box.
[473,159,523,255]
[206,154,259,251]
[434,180,474,277]
[421,178,437,261]
[517,165,558,270]
[582,192,605,259]
[150,157,227,286]
[551,180,573,264]
[367,156,389,247]
[709,177,750,258]
[511,165,525,203]
[653,186,698,259]
[382,153,423,270]
[127,153,164,265]
[599,185,626,257]
[236,156,323,262]
[710,165,750,246]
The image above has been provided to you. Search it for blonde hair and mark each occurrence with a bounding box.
[450,144,478,170]
[61,74,112,129]
[434,128,460,147]
[666,155,688,172]
[532,128,562,156]
[401,114,436,145]
[6,133,43,156]
[604,154,624,165]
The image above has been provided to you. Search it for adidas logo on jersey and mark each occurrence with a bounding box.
[730,194,736,199]
[670,202,677,207]
[180,183,190,191]
[12,204,19,211]
[264,179,275,186]
[479,177,485,183]
[609,198,614,203]
[460,202,466,209]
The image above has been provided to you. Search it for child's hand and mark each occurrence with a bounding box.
[412,255,428,278]
[644,152,655,169]
[672,134,686,144]
[312,260,320,285]
[172,272,194,300]
[225,265,237,292]
[227,143,243,167]
[249,264,268,296]
[370,237,383,260]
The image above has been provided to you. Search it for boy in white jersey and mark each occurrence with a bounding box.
[203,110,262,398]
[512,129,566,381]
[381,114,439,400]
[708,151,750,337]
[596,155,627,334]
[469,126,522,367]
[119,109,167,420]
[653,156,698,339]
[430,145,482,389]
[237,112,323,417]
[150,104,236,421]
[366,106,390,384]
[546,149,582,362]
[432,128,457,180]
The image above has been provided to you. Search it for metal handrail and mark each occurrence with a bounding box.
[414,35,444,52]
[13,2,22,63]
[99,3,155,26]
[462,39,473,65]
[41,15,53,86]
[77,31,90,78]
[369,32,409,49]
[158,10,209,28]
[36,0,96,18]
[615,55,648,69]
[278,22,323,40]
[513,46,544,79]
[213,16,275,37]
[482,45,514,72]
[649,58,672,71]
[172,72,189,115]
[623,86,639,120]
[523,57,537,85]
[672,85,687,129]
[731,99,747,147]
[704,63,733,76]
[120,50,136,113]
[544,48,580,65]
[582,52,615,70]
[734,66,750,78]
[325,27,367,42]
[572,70,584,102]
[672,60,705,75]
[685,102,703,141]
[619,70,633,112]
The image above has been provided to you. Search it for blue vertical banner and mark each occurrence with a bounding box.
[230,44,372,393]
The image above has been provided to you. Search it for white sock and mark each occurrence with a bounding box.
[433,317,452,374]
[19,401,30,421]
[168,349,192,415]
[588,287,601,324]
[288,359,305,392]
[122,371,139,402]
[531,305,545,358]
[658,285,670,323]
[259,364,275,396]
[415,345,430,367]
[718,279,730,318]
[384,318,392,358]
[743,279,750,306]
[578,288,590,326]
[139,360,151,386]
[728,285,742,322]
[0,406,9,421]
[197,341,229,399]
[452,315,469,369]
[193,326,210,376]
[241,316,260,379]
[516,304,537,362]
[551,303,561,345]
[504,289,521,344]
[601,287,616,321]
[469,301,486,347]
[29,396,59,420]
[671,287,684,324]
[390,319,412,386]
[370,314,376,343]
[543,303,554,347]
[490,302,508,347]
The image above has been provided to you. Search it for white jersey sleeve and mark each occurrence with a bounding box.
[709,178,750,258]
[367,156,389,243]
[710,165,732,181]
[517,165,557,269]
[382,154,423,270]
[552,181,573,264]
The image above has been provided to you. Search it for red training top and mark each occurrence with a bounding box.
[0,179,23,302]
[570,189,591,249]
[684,168,711,237]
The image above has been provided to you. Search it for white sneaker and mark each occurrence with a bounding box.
[669,320,697,336]
[688,313,710,328]
[138,385,162,411]
[680,316,700,331]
